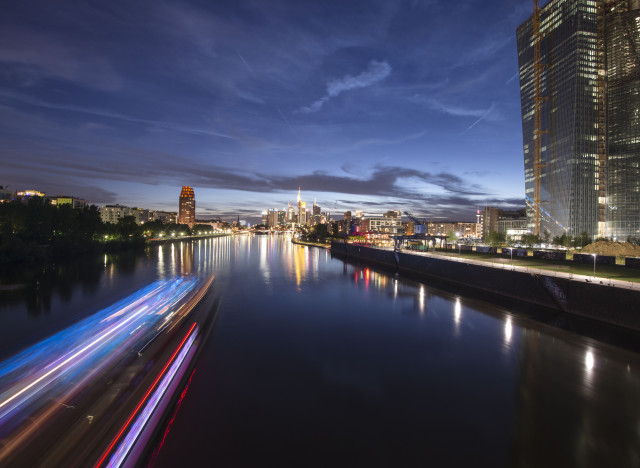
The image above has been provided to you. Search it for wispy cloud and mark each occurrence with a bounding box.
[0,90,237,141]
[298,60,392,114]
[410,95,495,119]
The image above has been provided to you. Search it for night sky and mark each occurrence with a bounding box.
[1,0,534,221]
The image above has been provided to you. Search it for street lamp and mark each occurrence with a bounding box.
[593,253,597,277]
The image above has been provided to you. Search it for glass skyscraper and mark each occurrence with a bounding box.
[517,0,639,240]
[606,0,640,239]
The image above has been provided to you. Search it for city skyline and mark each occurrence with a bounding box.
[2,1,536,222]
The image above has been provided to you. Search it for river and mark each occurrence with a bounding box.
[1,234,639,467]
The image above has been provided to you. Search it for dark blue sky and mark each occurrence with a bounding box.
[0,0,533,221]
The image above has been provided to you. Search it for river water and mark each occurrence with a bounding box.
[1,234,639,467]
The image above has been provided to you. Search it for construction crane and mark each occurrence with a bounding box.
[532,0,548,236]
[404,211,429,235]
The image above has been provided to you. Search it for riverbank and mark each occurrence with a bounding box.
[0,232,235,265]
[331,242,640,333]
[291,238,330,249]
[148,232,233,245]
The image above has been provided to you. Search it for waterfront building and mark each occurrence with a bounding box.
[154,211,177,224]
[425,221,480,238]
[178,186,196,228]
[100,204,132,224]
[360,215,403,235]
[267,208,278,228]
[131,208,151,225]
[517,0,640,239]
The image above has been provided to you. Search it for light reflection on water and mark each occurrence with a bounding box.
[2,235,640,467]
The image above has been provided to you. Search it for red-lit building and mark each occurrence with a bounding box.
[178,186,195,228]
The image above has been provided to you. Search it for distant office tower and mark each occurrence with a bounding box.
[297,188,307,226]
[178,186,195,228]
[287,203,296,224]
[517,0,640,239]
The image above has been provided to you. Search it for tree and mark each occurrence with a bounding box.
[486,230,506,246]
[521,233,541,249]
[192,223,213,235]
[576,231,591,248]
[116,216,141,240]
[562,234,574,248]
[311,223,330,241]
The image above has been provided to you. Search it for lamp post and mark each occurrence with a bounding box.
[510,247,513,264]
[593,253,597,277]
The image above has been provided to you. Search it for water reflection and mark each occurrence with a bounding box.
[3,236,640,467]
[453,297,462,335]
[0,250,147,315]
[505,317,513,344]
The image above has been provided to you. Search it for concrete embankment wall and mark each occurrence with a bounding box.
[331,242,640,332]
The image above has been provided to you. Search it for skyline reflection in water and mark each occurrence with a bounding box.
[1,235,639,467]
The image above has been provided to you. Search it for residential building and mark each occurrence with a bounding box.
[178,186,196,228]
[154,211,177,224]
[131,208,151,225]
[55,196,89,208]
[481,207,500,239]
[100,204,132,224]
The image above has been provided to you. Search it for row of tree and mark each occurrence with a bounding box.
[482,230,594,248]
[0,198,219,263]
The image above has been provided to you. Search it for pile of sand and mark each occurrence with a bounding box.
[581,240,640,258]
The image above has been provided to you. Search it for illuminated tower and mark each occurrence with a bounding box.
[297,187,306,226]
[178,186,195,228]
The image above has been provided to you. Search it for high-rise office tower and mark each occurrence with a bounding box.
[178,186,195,228]
[606,0,640,239]
[517,0,639,239]
[297,188,307,226]
[287,203,296,224]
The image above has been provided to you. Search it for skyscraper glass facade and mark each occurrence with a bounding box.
[517,0,602,238]
[518,0,639,239]
[605,0,640,239]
